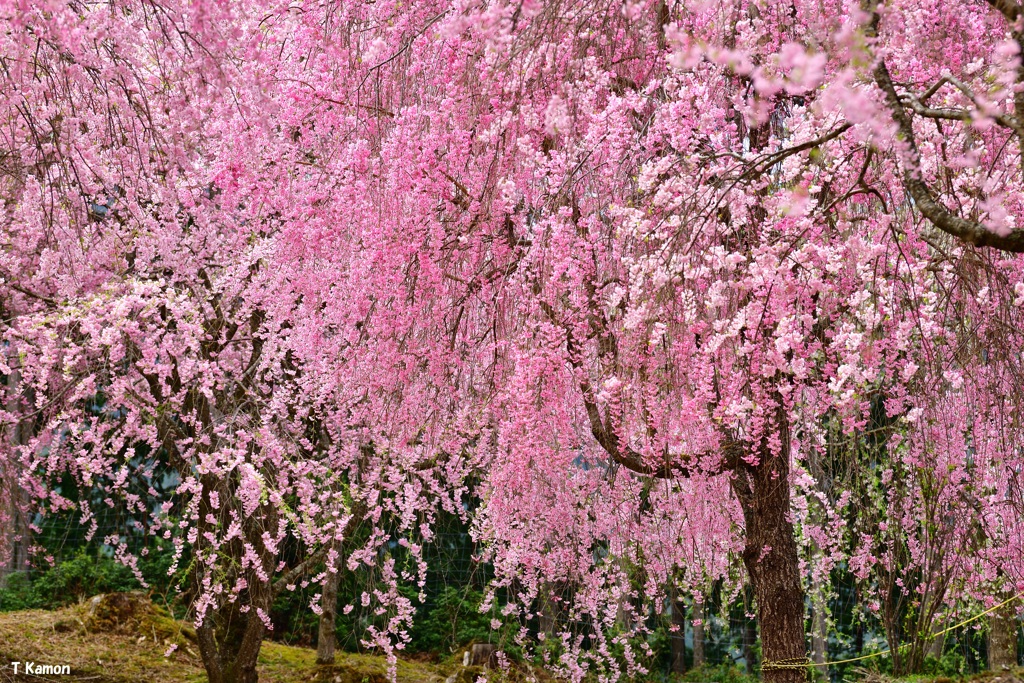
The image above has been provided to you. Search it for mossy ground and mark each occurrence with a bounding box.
[5,597,1013,683]
[0,598,447,682]
[0,605,203,682]
[845,669,1024,683]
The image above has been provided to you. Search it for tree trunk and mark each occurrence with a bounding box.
[743,584,758,674]
[316,542,340,666]
[539,583,559,638]
[670,585,687,674]
[810,576,827,680]
[614,555,632,630]
[692,596,706,669]
[926,615,945,662]
[2,367,31,581]
[196,593,268,683]
[854,583,864,656]
[810,601,827,679]
[989,597,1019,671]
[731,417,808,683]
[3,498,29,580]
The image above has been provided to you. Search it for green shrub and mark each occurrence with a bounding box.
[0,572,42,611]
[411,586,496,656]
[675,664,758,683]
[918,646,968,678]
[32,551,140,608]
[0,551,142,612]
[269,578,321,647]
[403,586,521,663]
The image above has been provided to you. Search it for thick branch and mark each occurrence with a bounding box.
[580,378,741,479]
[537,300,738,479]
[4,280,58,306]
[874,59,1024,252]
[903,100,972,123]
[917,75,1024,138]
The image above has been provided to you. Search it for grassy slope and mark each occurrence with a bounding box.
[0,604,449,683]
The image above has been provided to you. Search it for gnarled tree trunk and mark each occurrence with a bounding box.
[196,591,269,683]
[732,418,808,683]
[194,506,362,682]
[567,293,811,682]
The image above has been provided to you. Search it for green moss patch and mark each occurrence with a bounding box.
[0,605,202,682]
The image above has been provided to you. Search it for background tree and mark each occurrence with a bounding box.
[2,2,1024,683]
[0,4,458,681]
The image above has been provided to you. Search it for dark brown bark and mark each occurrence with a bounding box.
[731,417,808,683]
[316,540,341,666]
[193,507,363,683]
[196,594,268,683]
[573,351,809,682]
[192,483,271,683]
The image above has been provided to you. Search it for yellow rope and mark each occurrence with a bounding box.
[761,657,815,671]
[759,590,1024,672]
